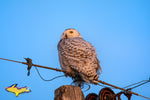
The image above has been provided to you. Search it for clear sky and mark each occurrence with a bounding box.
[0,0,150,100]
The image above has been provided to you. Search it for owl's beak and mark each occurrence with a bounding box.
[65,34,68,38]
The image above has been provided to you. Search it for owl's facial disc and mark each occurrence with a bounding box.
[61,29,82,39]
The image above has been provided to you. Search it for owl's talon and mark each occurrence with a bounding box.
[94,75,99,80]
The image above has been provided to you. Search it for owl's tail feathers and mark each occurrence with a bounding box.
[81,74,99,85]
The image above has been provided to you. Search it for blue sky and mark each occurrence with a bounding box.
[0,0,150,100]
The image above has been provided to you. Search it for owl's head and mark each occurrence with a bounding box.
[61,28,82,39]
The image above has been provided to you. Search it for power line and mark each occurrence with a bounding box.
[123,80,147,89]
[0,57,68,73]
[34,66,65,81]
[0,57,150,100]
[123,80,150,90]
[97,80,150,99]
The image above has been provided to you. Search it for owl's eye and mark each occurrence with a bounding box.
[69,31,73,34]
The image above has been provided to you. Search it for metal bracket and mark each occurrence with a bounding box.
[24,58,32,76]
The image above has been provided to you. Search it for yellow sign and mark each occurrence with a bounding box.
[5,84,31,97]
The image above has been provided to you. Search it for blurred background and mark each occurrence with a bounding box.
[0,0,150,100]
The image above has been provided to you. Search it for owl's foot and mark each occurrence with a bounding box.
[94,74,99,81]
[88,74,99,84]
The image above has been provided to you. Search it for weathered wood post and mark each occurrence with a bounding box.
[54,85,84,100]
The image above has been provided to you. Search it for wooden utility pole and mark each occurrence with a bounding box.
[54,85,84,100]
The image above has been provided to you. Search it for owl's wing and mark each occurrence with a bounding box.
[58,37,101,77]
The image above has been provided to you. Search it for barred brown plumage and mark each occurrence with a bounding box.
[57,28,102,86]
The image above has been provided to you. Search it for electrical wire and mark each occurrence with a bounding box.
[0,57,150,100]
[123,80,148,89]
[34,66,65,81]
[127,80,150,90]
